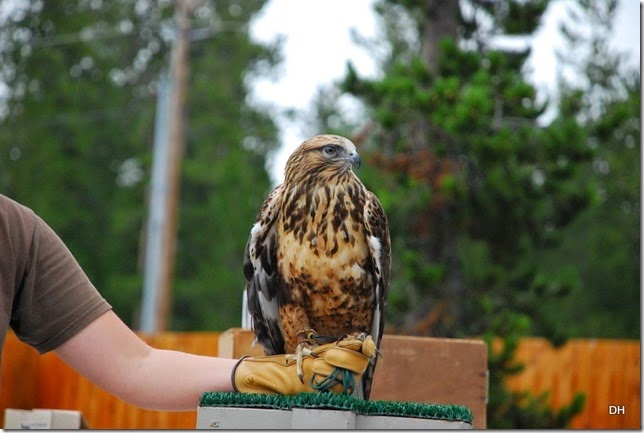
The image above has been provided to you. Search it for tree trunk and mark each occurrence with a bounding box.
[415,0,464,337]
[421,0,460,75]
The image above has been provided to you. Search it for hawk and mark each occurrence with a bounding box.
[243,134,391,399]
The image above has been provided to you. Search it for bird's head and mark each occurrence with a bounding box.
[284,134,361,184]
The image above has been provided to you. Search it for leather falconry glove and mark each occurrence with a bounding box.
[232,334,377,396]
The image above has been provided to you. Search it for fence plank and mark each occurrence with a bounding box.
[0,334,40,427]
[1,332,639,429]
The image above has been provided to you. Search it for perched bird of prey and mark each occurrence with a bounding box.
[243,134,391,399]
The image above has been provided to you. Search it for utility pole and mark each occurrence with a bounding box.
[140,0,192,333]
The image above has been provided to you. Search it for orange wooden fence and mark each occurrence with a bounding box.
[1,332,639,429]
[505,338,640,429]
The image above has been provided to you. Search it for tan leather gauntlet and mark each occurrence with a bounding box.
[232,335,376,395]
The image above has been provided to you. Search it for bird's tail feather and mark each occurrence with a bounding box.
[241,289,252,330]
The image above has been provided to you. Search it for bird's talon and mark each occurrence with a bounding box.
[301,347,314,356]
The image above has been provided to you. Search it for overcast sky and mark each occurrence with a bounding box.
[249,0,641,185]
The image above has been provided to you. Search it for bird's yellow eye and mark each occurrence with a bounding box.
[322,145,338,157]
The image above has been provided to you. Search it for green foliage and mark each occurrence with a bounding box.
[491,387,586,429]
[0,0,278,330]
[535,75,640,339]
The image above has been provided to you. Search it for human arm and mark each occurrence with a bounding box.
[55,310,376,409]
[54,310,237,411]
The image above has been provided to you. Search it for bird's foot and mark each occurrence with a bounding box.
[285,329,320,383]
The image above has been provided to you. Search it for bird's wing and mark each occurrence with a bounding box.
[361,189,391,399]
[364,190,391,347]
[243,184,286,355]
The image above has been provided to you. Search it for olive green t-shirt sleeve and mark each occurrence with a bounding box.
[7,199,112,354]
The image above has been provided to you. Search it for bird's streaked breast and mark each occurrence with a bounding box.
[277,183,375,330]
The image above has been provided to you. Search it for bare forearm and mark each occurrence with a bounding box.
[117,347,236,410]
[55,311,237,411]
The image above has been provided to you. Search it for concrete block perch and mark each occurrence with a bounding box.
[196,392,473,430]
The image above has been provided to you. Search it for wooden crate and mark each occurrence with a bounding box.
[218,328,488,429]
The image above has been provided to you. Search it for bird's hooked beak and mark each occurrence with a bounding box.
[349,152,362,169]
